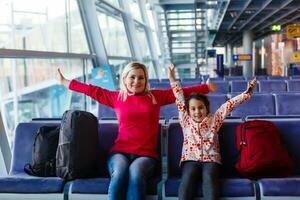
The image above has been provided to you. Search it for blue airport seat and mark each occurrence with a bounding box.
[0,123,65,200]
[274,93,300,115]
[224,76,245,81]
[245,118,300,199]
[181,80,202,87]
[98,104,117,119]
[209,77,224,81]
[230,93,275,118]
[160,103,178,121]
[290,75,300,79]
[69,121,162,200]
[214,81,230,94]
[287,80,300,92]
[245,76,268,81]
[230,81,247,93]
[181,78,199,82]
[258,80,287,93]
[150,82,170,89]
[162,120,256,199]
[230,80,259,93]
[149,79,160,84]
[207,94,228,113]
[267,76,289,80]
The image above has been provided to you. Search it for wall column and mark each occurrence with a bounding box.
[243,31,253,76]
[226,43,233,69]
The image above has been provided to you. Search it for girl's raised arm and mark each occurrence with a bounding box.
[168,63,176,83]
[211,79,257,132]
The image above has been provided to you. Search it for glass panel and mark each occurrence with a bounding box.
[128,0,143,22]
[172,43,194,48]
[0,0,89,53]
[168,12,194,19]
[146,5,161,56]
[109,59,129,74]
[173,49,194,53]
[108,59,130,84]
[143,60,156,79]
[169,20,194,25]
[152,31,161,56]
[0,58,93,147]
[0,60,13,96]
[69,0,89,53]
[169,26,195,31]
[104,0,119,7]
[134,23,151,59]
[97,10,131,57]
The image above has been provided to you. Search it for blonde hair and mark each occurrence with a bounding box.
[118,62,156,103]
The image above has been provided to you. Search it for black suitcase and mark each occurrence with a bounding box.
[56,110,101,180]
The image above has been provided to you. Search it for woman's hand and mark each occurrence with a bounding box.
[246,78,257,94]
[206,79,217,92]
[168,63,176,83]
[57,68,70,88]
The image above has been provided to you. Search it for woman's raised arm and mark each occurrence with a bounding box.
[57,68,71,88]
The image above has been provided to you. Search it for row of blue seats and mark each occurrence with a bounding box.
[163,117,300,200]
[150,79,300,93]
[99,93,300,120]
[149,75,300,84]
[1,117,299,199]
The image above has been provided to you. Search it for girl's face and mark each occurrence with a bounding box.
[188,99,208,123]
[124,68,146,94]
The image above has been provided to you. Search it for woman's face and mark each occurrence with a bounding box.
[124,68,146,94]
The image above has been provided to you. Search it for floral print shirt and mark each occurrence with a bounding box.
[171,81,251,165]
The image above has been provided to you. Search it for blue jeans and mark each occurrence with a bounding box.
[107,153,157,200]
[179,161,220,200]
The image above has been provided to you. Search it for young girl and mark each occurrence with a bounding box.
[168,64,256,200]
[57,62,216,200]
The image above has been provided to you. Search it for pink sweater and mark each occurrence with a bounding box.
[69,80,209,159]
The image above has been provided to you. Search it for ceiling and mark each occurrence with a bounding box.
[213,0,300,46]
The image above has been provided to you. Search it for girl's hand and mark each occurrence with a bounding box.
[168,63,176,83]
[246,78,257,94]
[206,79,217,92]
[57,68,70,88]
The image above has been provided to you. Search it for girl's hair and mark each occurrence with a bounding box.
[185,93,210,114]
[118,62,155,102]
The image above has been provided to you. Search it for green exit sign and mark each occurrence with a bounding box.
[272,24,281,31]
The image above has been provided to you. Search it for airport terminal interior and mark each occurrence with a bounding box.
[0,0,300,199]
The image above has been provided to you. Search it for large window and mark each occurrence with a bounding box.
[0,57,93,147]
[146,4,161,56]
[0,0,88,53]
[128,0,143,22]
[104,0,119,7]
[135,22,151,59]
[97,11,131,57]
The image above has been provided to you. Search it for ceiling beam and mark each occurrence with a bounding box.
[227,0,252,31]
[256,7,299,32]
[248,0,294,30]
[255,13,300,39]
[237,0,272,31]
[221,0,295,46]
